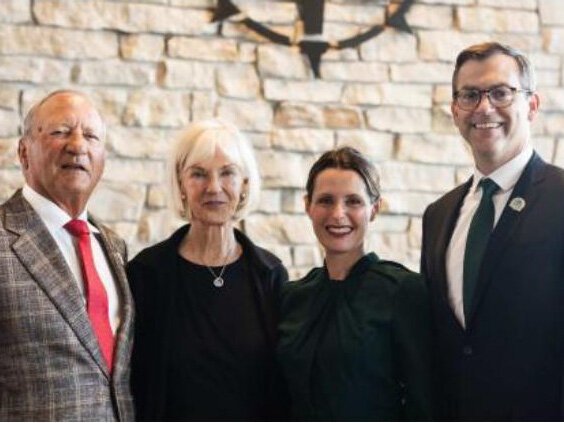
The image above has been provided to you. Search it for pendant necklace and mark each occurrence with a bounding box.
[206,243,236,288]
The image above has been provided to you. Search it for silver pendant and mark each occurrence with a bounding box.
[213,277,224,288]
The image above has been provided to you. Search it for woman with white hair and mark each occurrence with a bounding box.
[128,119,289,421]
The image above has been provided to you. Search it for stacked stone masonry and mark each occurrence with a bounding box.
[1,0,563,276]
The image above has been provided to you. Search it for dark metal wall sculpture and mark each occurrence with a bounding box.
[211,0,415,77]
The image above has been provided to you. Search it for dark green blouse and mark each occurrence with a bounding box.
[277,253,434,421]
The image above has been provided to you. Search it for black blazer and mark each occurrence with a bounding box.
[421,153,564,420]
[127,224,289,421]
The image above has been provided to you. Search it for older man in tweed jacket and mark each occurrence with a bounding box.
[0,90,134,420]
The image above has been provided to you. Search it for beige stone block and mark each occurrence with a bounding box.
[553,138,564,168]
[406,4,453,30]
[324,4,385,25]
[366,107,432,133]
[245,132,271,149]
[417,0,473,4]
[235,0,297,23]
[380,162,455,192]
[216,65,259,99]
[158,60,215,89]
[434,85,453,104]
[120,34,164,61]
[531,136,555,163]
[433,104,458,134]
[106,222,139,246]
[34,0,213,35]
[336,131,394,162]
[539,0,564,25]
[478,0,536,8]
[0,0,31,23]
[543,113,564,137]
[274,102,324,128]
[90,181,146,222]
[170,0,213,6]
[344,83,434,107]
[216,99,273,131]
[530,53,561,71]
[123,90,190,128]
[383,191,442,215]
[323,105,363,129]
[104,158,165,184]
[74,60,155,86]
[191,91,217,122]
[293,244,323,268]
[257,45,309,79]
[84,89,129,126]
[373,215,410,233]
[0,24,117,59]
[545,28,564,55]
[252,242,291,267]
[137,209,185,244]
[256,189,281,213]
[408,216,423,250]
[0,169,24,201]
[0,137,19,168]
[168,37,239,61]
[257,150,310,188]
[244,214,316,245]
[360,29,417,62]
[539,88,564,111]
[320,62,388,83]
[391,63,452,83]
[323,48,359,62]
[457,7,538,33]
[264,79,343,103]
[397,134,473,165]
[321,22,361,41]
[147,184,168,208]
[456,166,474,185]
[282,189,306,214]
[272,129,334,153]
[536,69,560,89]
[239,43,257,63]
[0,110,20,138]
[0,86,20,111]
[220,21,293,44]
[419,31,491,61]
[496,34,541,52]
[107,126,175,159]
[366,232,415,269]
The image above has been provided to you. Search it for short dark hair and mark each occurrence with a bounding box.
[305,146,380,203]
[452,42,536,96]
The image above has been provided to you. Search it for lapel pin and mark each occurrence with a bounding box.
[509,197,526,212]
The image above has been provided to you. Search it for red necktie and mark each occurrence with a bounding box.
[65,219,114,371]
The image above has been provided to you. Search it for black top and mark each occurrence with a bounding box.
[128,225,290,421]
[166,256,270,420]
[277,253,435,421]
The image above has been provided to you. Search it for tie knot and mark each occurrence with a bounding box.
[479,178,499,198]
[64,219,90,238]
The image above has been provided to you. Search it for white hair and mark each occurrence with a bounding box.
[168,118,261,221]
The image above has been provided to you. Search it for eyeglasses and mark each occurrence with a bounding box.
[453,85,532,111]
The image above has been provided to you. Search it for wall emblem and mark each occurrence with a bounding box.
[212,0,415,77]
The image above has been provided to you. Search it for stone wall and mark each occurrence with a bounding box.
[1,0,563,276]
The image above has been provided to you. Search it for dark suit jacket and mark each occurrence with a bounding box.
[421,152,564,420]
[127,224,289,421]
[0,190,134,421]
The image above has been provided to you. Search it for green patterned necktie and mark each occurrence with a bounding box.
[463,178,500,322]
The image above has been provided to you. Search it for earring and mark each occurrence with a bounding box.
[240,192,247,202]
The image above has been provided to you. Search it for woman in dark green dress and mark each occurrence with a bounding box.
[277,147,435,421]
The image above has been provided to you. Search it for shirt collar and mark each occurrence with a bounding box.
[22,184,97,232]
[471,145,533,193]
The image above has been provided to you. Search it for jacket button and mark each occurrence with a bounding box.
[463,345,473,356]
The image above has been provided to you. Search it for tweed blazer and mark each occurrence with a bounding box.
[0,189,134,421]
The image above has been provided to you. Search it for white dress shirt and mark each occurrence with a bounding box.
[22,184,121,333]
[446,146,533,327]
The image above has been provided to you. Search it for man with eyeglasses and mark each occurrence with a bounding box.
[421,42,564,420]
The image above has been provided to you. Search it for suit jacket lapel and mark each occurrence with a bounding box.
[5,191,109,375]
[467,153,544,325]
[90,215,134,380]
